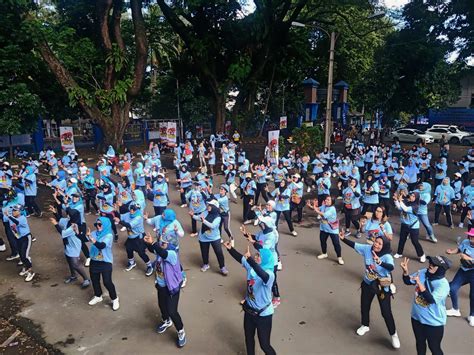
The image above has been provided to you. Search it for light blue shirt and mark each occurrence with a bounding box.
[319,205,339,234]
[242,257,275,317]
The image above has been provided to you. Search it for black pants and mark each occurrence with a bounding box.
[125,238,150,263]
[17,234,32,269]
[244,313,276,355]
[272,265,280,298]
[154,206,166,217]
[290,201,303,223]
[275,210,294,232]
[411,318,444,355]
[78,223,89,259]
[66,255,89,280]
[25,195,41,215]
[3,222,18,256]
[180,187,190,205]
[320,231,341,257]
[343,207,360,230]
[199,240,225,268]
[243,195,255,221]
[361,203,377,216]
[220,213,233,238]
[379,197,391,216]
[157,285,184,331]
[397,224,424,257]
[85,189,98,213]
[90,262,117,299]
[420,169,430,182]
[434,204,453,226]
[360,281,396,335]
[460,205,471,224]
[255,183,268,205]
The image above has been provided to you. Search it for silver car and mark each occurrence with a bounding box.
[390,128,434,144]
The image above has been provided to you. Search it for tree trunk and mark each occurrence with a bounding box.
[212,94,226,132]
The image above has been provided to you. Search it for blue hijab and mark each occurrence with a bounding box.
[133,189,145,213]
[259,249,274,272]
[159,209,176,232]
[96,217,112,238]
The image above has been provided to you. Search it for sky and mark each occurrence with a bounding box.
[383,0,410,8]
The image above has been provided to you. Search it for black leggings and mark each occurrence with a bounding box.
[66,255,89,280]
[199,240,225,268]
[379,197,391,216]
[25,195,41,215]
[125,238,150,263]
[79,223,89,259]
[220,213,233,238]
[255,183,268,205]
[275,210,294,232]
[397,224,424,257]
[460,205,470,223]
[272,265,280,298]
[343,207,360,230]
[361,203,378,216]
[320,231,341,257]
[360,281,396,335]
[17,234,32,269]
[411,318,444,355]
[290,201,303,223]
[85,189,98,213]
[157,285,184,331]
[244,313,276,355]
[243,195,255,221]
[434,204,453,226]
[90,262,117,300]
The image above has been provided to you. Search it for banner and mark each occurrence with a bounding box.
[267,130,280,166]
[59,126,75,151]
[225,120,232,134]
[196,125,203,139]
[279,116,287,130]
[167,122,177,145]
[148,131,160,140]
[159,122,168,143]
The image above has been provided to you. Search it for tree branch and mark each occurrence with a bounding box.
[97,0,114,90]
[113,0,125,52]
[127,0,148,97]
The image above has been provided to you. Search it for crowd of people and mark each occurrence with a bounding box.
[0,134,473,354]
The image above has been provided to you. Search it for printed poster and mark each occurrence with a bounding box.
[167,122,177,145]
[280,116,287,130]
[267,130,280,165]
[159,122,168,143]
[59,126,75,151]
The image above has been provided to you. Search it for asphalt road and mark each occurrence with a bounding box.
[0,156,473,355]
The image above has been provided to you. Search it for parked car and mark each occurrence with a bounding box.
[461,134,474,146]
[425,127,470,144]
[390,128,434,144]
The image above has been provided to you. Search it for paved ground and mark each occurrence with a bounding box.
[0,142,473,355]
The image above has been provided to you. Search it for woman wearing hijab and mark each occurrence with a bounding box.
[404,159,420,192]
[270,179,297,236]
[416,182,437,243]
[401,255,451,355]
[96,183,118,242]
[134,162,146,194]
[361,174,380,216]
[342,177,361,237]
[22,165,42,217]
[289,173,304,224]
[64,193,90,267]
[339,232,400,348]
[192,200,228,275]
[83,168,99,215]
[394,191,426,262]
[86,217,119,311]
[223,242,276,355]
[445,228,474,327]
[433,177,455,228]
[144,232,186,347]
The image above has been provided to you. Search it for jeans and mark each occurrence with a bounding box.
[90,261,117,300]
[360,282,396,335]
[411,318,444,355]
[244,313,276,355]
[157,285,184,331]
[199,240,225,268]
[449,268,474,316]
[434,204,453,226]
[320,231,341,257]
[397,224,424,257]
[418,214,434,237]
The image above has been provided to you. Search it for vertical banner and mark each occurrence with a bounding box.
[159,122,168,144]
[167,121,177,145]
[279,116,287,130]
[225,120,232,134]
[59,126,75,151]
[196,125,203,139]
[267,130,280,166]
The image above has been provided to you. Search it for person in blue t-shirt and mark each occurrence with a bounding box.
[401,255,451,355]
[445,229,474,327]
[224,242,276,355]
[342,178,361,237]
[433,177,455,228]
[339,232,400,349]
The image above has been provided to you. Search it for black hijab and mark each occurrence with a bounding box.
[201,205,220,233]
[373,236,391,257]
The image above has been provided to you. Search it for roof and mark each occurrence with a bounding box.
[302,78,320,87]
[334,80,350,89]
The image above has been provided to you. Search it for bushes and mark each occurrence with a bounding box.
[290,125,324,156]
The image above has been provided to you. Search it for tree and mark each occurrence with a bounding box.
[26,0,148,148]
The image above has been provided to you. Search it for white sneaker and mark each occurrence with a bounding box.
[243,220,253,225]
[24,271,35,282]
[458,223,464,228]
[0,244,6,252]
[277,261,283,271]
[420,255,426,263]
[230,239,235,248]
[468,316,474,327]
[394,253,402,259]
[253,219,259,226]
[337,257,344,265]
[120,226,127,232]
[391,332,400,349]
[84,258,91,267]
[356,325,370,336]
[317,253,328,260]
[291,230,298,237]
[180,204,187,208]
[446,308,461,317]
[88,296,103,306]
[306,187,311,193]
[19,268,28,276]
[181,277,187,288]
[112,297,120,311]
[6,254,19,261]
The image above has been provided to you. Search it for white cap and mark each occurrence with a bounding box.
[207,199,219,208]
[69,178,78,184]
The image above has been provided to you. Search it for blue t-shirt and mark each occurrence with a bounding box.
[242,257,275,317]
[90,232,114,264]
[363,219,393,240]
[354,243,393,290]
[458,239,474,272]
[320,205,339,234]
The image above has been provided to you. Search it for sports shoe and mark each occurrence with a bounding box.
[177,329,186,348]
[180,204,187,208]
[200,264,210,272]
[36,212,43,218]
[0,244,6,252]
[355,232,362,239]
[125,261,137,271]
[19,268,28,276]
[84,258,91,267]
[306,187,311,193]
[458,223,464,228]
[449,225,454,229]
[156,319,173,334]
[356,325,370,336]
[272,297,281,309]
[243,220,253,225]
[277,261,283,271]
[81,280,91,289]
[446,308,461,317]
[145,266,154,277]
[337,257,345,265]
[230,239,235,248]
[291,230,298,237]
[432,223,439,226]
[6,254,19,261]
[120,226,127,232]
[420,255,426,263]
[468,316,474,327]
[317,253,328,260]
[88,296,103,306]
[391,332,401,349]
[345,229,351,237]
[64,276,78,284]
[181,277,187,288]
[220,267,229,276]
[253,219,259,226]
[190,233,198,238]
[429,235,438,243]
[32,237,36,242]
[112,297,120,311]
[394,253,402,259]
[17,260,23,266]
[24,271,35,282]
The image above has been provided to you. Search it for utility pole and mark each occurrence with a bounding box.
[324,31,336,149]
